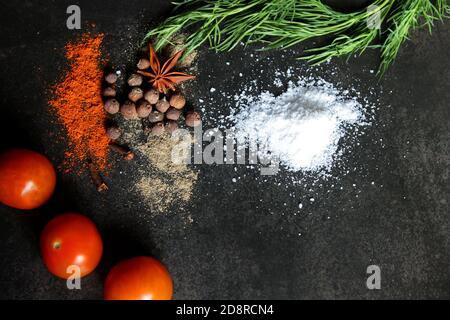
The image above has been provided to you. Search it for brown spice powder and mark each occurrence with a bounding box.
[135,134,197,213]
[49,33,109,173]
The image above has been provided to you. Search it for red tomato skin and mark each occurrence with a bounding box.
[0,149,56,210]
[104,256,173,300]
[40,213,103,279]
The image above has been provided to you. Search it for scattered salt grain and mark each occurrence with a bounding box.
[230,80,368,172]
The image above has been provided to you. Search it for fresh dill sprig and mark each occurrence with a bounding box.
[145,0,450,74]
[380,0,449,73]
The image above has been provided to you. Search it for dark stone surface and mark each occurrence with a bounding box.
[0,1,449,300]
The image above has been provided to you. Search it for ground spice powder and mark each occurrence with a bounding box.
[49,33,109,173]
[134,134,198,213]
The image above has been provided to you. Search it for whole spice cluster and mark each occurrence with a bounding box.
[102,45,201,142]
[50,36,200,191]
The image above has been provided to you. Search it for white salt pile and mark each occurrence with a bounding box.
[230,80,368,172]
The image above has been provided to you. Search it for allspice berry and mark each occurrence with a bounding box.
[166,107,181,121]
[136,100,152,118]
[128,87,144,102]
[185,111,202,127]
[156,98,170,113]
[137,58,150,70]
[127,74,143,87]
[106,126,121,140]
[151,122,165,136]
[170,94,186,109]
[120,101,138,120]
[104,99,120,114]
[103,87,116,97]
[165,120,179,134]
[144,89,159,104]
[105,72,118,84]
[148,111,164,123]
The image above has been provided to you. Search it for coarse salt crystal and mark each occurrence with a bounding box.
[230,80,367,172]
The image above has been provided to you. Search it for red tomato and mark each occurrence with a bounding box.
[104,256,173,300]
[40,213,103,279]
[0,149,56,210]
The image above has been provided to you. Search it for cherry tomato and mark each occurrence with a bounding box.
[40,213,103,279]
[104,256,173,300]
[0,149,56,210]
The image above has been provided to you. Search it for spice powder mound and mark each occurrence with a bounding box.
[134,134,198,213]
[49,33,109,173]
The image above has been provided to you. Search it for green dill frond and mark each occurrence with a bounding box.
[145,0,450,74]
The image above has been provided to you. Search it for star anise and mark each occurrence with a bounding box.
[137,45,195,93]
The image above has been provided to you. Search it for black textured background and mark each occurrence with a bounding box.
[0,0,449,299]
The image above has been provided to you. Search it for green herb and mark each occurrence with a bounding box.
[145,0,449,74]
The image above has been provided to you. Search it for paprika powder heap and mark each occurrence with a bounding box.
[49,33,109,173]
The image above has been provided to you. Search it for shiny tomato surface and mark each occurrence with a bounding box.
[40,213,103,279]
[104,256,173,300]
[0,149,56,210]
